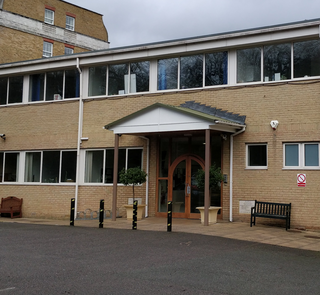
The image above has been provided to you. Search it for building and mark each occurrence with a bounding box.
[0,0,109,64]
[0,19,319,228]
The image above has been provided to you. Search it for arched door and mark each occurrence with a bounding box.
[168,154,205,218]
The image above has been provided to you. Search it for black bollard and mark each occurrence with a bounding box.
[70,198,75,226]
[167,201,172,232]
[99,199,104,228]
[132,200,138,230]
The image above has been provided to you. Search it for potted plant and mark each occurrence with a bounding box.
[119,167,147,220]
[195,163,224,224]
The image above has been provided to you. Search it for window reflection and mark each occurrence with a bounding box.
[108,64,128,95]
[205,51,228,86]
[8,76,23,104]
[157,58,178,90]
[237,47,261,83]
[46,71,63,101]
[88,66,106,96]
[180,55,203,89]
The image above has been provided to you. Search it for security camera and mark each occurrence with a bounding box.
[270,120,279,130]
[0,134,5,140]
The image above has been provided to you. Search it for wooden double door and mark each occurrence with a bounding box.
[168,154,205,219]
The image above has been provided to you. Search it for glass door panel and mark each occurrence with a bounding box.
[190,160,204,214]
[172,160,186,213]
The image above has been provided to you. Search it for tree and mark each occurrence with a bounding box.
[119,167,147,202]
[195,164,223,191]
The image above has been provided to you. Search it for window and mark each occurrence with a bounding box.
[0,152,19,182]
[65,47,74,55]
[294,39,320,78]
[180,55,203,89]
[205,51,228,86]
[157,58,178,90]
[108,64,127,95]
[237,47,261,83]
[29,70,79,102]
[88,66,106,96]
[85,148,143,184]
[247,144,267,169]
[43,41,53,58]
[66,15,75,31]
[264,43,291,81]
[44,8,54,25]
[284,143,319,168]
[0,76,23,105]
[25,150,77,183]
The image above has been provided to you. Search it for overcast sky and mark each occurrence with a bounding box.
[66,0,320,48]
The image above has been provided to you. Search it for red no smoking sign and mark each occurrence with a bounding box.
[297,173,306,187]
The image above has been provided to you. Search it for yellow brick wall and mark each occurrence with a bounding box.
[0,27,89,63]
[3,0,108,41]
[0,80,319,227]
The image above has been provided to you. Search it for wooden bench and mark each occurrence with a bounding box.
[0,196,23,218]
[250,200,291,230]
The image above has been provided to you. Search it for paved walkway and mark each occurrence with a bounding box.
[1,216,320,252]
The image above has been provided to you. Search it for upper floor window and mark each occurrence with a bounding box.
[65,47,74,55]
[284,143,319,169]
[0,76,23,105]
[44,8,54,25]
[237,47,261,83]
[66,15,75,31]
[246,144,267,169]
[29,70,80,102]
[43,41,53,58]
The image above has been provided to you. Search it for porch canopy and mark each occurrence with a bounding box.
[105,101,246,225]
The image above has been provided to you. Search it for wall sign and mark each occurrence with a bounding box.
[297,173,306,187]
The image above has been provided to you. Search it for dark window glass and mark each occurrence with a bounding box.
[0,152,3,182]
[88,66,106,96]
[180,55,203,89]
[127,149,142,169]
[29,74,44,102]
[61,151,77,182]
[205,51,228,86]
[0,77,7,105]
[237,48,261,83]
[294,39,320,78]
[285,144,299,166]
[105,149,114,183]
[4,153,19,182]
[248,145,267,167]
[157,58,178,90]
[64,70,80,99]
[42,151,60,183]
[108,64,128,95]
[305,144,319,166]
[130,61,149,93]
[46,71,63,101]
[25,152,41,182]
[8,76,23,104]
[264,43,291,81]
[159,138,169,177]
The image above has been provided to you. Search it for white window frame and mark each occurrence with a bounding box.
[246,143,268,169]
[65,47,74,55]
[83,147,143,185]
[66,15,75,31]
[283,143,320,169]
[43,41,53,58]
[44,8,54,25]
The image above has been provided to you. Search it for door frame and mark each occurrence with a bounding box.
[168,153,205,219]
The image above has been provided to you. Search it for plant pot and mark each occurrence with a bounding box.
[124,204,146,221]
[196,206,221,224]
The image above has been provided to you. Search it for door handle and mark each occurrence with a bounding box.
[186,183,191,195]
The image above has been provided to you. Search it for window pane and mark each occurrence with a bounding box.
[25,152,41,182]
[46,71,63,101]
[45,9,54,24]
[88,66,106,96]
[237,47,261,83]
[180,55,203,89]
[248,145,267,166]
[108,64,128,95]
[43,41,53,58]
[42,151,60,183]
[158,179,168,212]
[285,144,299,166]
[264,43,291,81]
[127,149,142,169]
[29,74,44,102]
[157,58,178,90]
[118,149,126,182]
[105,149,114,183]
[65,47,73,55]
[4,153,19,182]
[0,152,3,182]
[294,39,320,78]
[66,16,75,31]
[85,150,103,183]
[61,151,77,182]
[64,69,80,98]
[159,138,169,177]
[8,76,23,104]
[305,144,319,166]
[130,61,149,93]
[0,77,7,105]
[205,51,228,86]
